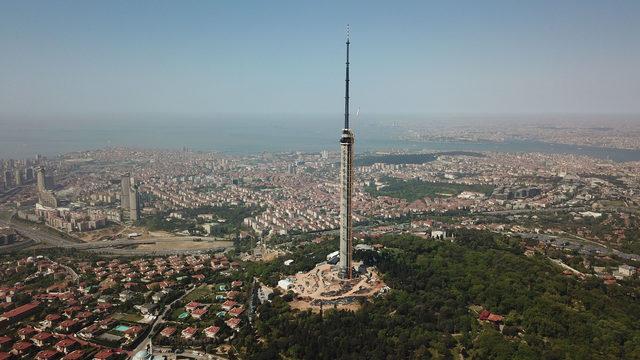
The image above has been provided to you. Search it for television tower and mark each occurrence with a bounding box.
[339,25,354,279]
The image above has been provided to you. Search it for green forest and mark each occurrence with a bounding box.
[236,231,640,359]
[365,177,494,201]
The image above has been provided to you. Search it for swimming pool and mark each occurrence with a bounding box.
[178,312,189,319]
[115,325,130,332]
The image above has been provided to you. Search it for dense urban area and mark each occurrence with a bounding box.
[1,142,640,359]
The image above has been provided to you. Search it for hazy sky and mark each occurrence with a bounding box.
[1,0,639,119]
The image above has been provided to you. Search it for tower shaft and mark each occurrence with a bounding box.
[339,131,354,278]
[339,26,354,279]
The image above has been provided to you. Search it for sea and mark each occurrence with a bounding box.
[1,114,640,162]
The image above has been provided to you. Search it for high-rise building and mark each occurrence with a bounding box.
[14,171,22,186]
[339,27,355,279]
[44,175,55,190]
[38,190,58,208]
[3,171,12,189]
[121,173,131,211]
[25,167,34,181]
[36,167,46,192]
[129,181,141,222]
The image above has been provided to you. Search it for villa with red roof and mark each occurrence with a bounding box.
[204,326,220,338]
[58,319,79,333]
[93,349,116,360]
[42,314,62,329]
[221,300,237,311]
[124,325,143,341]
[191,308,208,319]
[17,326,36,340]
[36,349,60,360]
[0,336,10,351]
[225,318,241,331]
[181,327,197,339]
[55,338,78,354]
[160,327,176,337]
[229,306,244,317]
[62,349,85,360]
[184,302,202,312]
[33,331,54,347]
[11,341,34,357]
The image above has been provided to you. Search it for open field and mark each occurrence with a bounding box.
[113,313,144,323]
[183,285,219,302]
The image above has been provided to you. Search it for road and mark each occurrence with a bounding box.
[0,218,78,247]
[132,284,197,356]
[0,217,232,255]
[152,347,228,360]
[132,285,230,360]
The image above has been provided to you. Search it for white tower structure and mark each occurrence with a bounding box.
[339,26,354,279]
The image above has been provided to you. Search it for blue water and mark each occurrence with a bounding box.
[114,325,130,332]
[2,115,640,162]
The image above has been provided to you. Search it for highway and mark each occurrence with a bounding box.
[0,218,79,247]
[0,217,232,255]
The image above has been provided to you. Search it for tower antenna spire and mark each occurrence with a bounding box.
[344,24,350,129]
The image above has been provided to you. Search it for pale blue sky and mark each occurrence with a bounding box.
[1,0,639,120]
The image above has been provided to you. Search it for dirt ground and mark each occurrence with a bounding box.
[286,263,387,312]
[135,239,233,251]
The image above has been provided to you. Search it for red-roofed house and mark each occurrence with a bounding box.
[124,325,142,341]
[57,320,79,334]
[221,300,237,311]
[35,349,60,360]
[11,341,34,357]
[229,306,244,317]
[0,336,10,351]
[225,318,241,331]
[184,302,201,312]
[54,339,77,354]
[181,327,197,339]
[93,349,115,360]
[191,308,208,319]
[0,351,11,360]
[33,332,54,347]
[17,326,36,340]
[160,327,176,338]
[62,350,85,360]
[42,314,62,329]
[204,326,220,339]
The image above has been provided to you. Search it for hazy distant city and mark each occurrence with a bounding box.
[2,1,640,360]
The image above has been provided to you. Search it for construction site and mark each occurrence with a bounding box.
[282,262,388,312]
